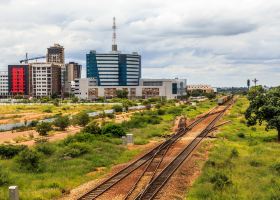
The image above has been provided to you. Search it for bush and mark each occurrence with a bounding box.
[210,172,232,190]
[36,144,55,155]
[0,145,27,159]
[61,143,89,158]
[82,122,101,135]
[272,163,280,174]
[166,107,183,115]
[230,148,239,158]
[43,107,52,113]
[72,112,90,127]
[28,120,39,127]
[249,160,262,167]
[36,122,52,136]
[102,124,126,137]
[16,149,42,172]
[112,105,123,113]
[237,132,245,138]
[53,115,70,131]
[157,109,166,115]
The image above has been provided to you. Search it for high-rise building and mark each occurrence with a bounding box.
[64,62,81,94]
[0,71,8,97]
[31,63,61,97]
[47,44,65,64]
[8,65,31,96]
[86,51,141,86]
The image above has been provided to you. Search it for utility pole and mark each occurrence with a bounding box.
[252,78,258,87]
[247,79,250,90]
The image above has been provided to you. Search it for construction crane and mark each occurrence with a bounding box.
[19,53,46,64]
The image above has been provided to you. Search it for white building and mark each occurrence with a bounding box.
[31,63,62,97]
[0,71,8,97]
[74,78,186,100]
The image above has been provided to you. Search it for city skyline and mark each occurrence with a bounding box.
[0,0,279,87]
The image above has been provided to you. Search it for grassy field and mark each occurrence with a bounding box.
[187,97,280,200]
[0,100,216,200]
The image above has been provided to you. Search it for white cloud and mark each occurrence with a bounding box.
[0,0,279,86]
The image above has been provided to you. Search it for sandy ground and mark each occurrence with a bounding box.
[0,126,81,146]
[0,112,54,125]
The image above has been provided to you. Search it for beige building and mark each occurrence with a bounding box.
[47,44,65,64]
[64,62,81,94]
[187,84,214,93]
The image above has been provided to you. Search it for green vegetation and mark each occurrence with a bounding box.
[0,99,217,199]
[245,86,280,141]
[36,122,52,136]
[72,111,90,127]
[188,97,280,200]
[53,115,70,131]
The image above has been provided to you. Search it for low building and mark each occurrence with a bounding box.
[31,63,62,97]
[0,71,8,97]
[187,84,214,93]
[74,78,186,100]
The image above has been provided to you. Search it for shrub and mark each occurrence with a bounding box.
[82,122,101,135]
[0,145,27,159]
[166,107,183,115]
[106,113,115,119]
[249,160,262,167]
[29,120,38,127]
[53,115,70,131]
[16,149,42,172]
[157,109,166,115]
[61,143,89,158]
[237,132,245,138]
[272,163,280,174]
[36,144,55,155]
[102,123,126,137]
[36,122,52,136]
[112,105,123,113]
[210,172,232,190]
[230,148,239,158]
[72,112,90,127]
[43,107,52,113]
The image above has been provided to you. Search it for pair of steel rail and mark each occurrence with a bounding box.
[78,104,230,200]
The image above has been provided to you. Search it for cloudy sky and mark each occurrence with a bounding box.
[0,0,279,87]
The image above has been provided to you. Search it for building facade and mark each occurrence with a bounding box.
[74,78,186,100]
[64,62,81,94]
[31,63,61,97]
[86,50,141,86]
[47,44,65,64]
[0,71,8,97]
[8,65,31,96]
[187,84,214,93]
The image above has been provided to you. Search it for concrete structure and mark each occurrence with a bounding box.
[31,63,61,97]
[9,186,19,200]
[74,78,186,100]
[187,84,214,93]
[8,65,31,96]
[64,62,81,94]
[86,50,141,86]
[47,44,64,64]
[0,71,8,97]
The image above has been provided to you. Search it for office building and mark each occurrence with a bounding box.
[47,44,65,64]
[0,71,8,97]
[64,62,81,94]
[31,63,61,97]
[8,65,31,96]
[187,84,214,93]
[74,78,186,100]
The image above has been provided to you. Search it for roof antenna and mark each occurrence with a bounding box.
[112,17,118,51]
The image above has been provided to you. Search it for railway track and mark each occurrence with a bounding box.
[135,101,233,200]
[77,104,228,200]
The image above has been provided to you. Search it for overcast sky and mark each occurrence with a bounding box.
[0,0,279,87]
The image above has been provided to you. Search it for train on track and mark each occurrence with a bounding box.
[217,94,233,105]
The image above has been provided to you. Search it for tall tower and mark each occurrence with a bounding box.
[112,17,118,52]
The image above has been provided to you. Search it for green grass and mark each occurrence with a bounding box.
[187,97,280,200]
[0,100,217,199]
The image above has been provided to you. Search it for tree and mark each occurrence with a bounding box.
[16,149,42,172]
[112,104,123,113]
[116,90,128,98]
[245,86,280,141]
[53,115,70,131]
[101,123,126,137]
[36,122,52,136]
[72,112,90,127]
[82,121,101,135]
